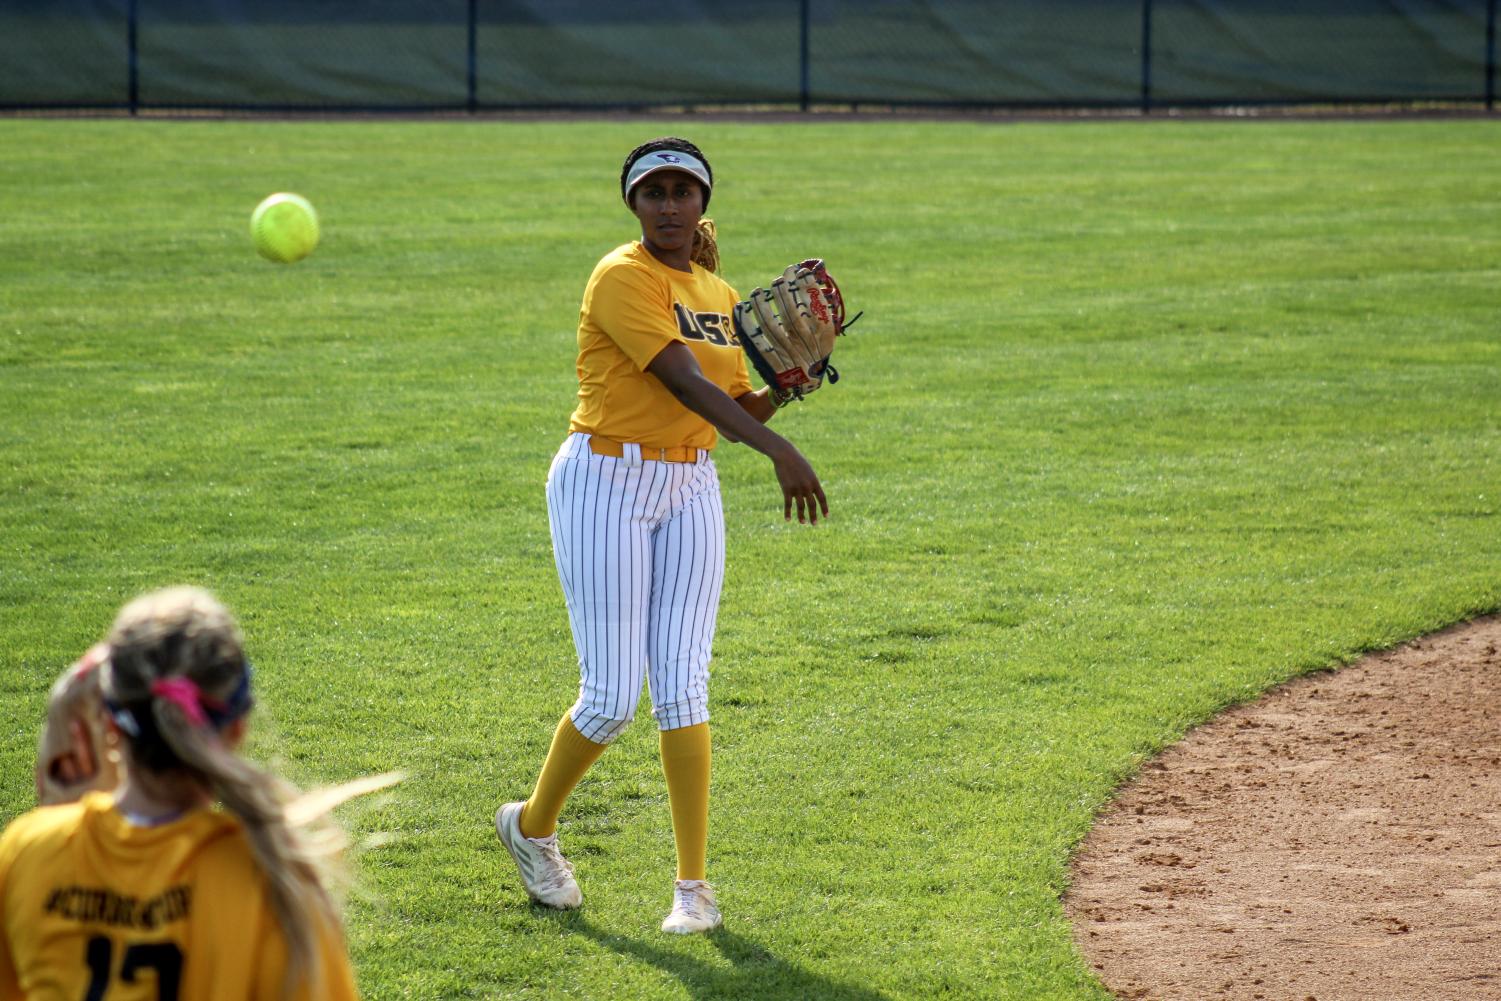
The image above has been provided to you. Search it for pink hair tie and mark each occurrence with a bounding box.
[151,677,210,727]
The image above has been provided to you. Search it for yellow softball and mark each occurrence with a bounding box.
[250,192,320,264]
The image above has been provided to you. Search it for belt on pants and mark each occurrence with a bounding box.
[587,435,703,464]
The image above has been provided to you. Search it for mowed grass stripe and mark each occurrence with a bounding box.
[1,119,1497,999]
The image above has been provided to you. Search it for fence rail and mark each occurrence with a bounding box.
[2,0,1496,114]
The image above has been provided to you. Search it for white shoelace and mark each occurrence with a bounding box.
[530,836,576,890]
[674,880,713,918]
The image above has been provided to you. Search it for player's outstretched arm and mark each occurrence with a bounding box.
[647,343,828,524]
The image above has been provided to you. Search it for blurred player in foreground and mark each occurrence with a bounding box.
[2,586,393,1000]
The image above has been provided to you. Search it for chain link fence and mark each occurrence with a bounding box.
[2,0,1495,113]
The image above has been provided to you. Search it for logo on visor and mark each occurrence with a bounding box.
[656,153,682,163]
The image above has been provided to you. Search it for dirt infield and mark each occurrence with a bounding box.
[1067,616,1501,1001]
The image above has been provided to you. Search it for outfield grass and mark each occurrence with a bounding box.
[2,117,1498,999]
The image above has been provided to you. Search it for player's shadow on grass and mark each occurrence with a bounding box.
[565,915,892,1001]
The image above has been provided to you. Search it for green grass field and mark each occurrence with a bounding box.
[2,117,1498,999]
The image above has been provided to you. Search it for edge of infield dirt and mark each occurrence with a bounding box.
[1065,615,1501,1001]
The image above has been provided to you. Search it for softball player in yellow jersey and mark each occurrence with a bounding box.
[0,588,358,1001]
[496,137,827,933]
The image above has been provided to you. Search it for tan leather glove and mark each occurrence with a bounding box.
[733,259,856,404]
[36,643,121,805]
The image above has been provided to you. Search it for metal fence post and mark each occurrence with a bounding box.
[799,0,810,112]
[1140,0,1153,115]
[467,0,478,113]
[128,0,139,115]
[1487,0,1496,111]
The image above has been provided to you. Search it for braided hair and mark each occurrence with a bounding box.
[620,136,720,273]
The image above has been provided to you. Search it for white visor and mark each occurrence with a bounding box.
[624,150,711,200]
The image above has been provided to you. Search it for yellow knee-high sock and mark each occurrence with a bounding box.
[660,722,711,882]
[520,713,608,839]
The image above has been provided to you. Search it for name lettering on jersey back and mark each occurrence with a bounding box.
[44,885,192,931]
[673,303,737,347]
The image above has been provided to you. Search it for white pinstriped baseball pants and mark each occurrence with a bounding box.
[546,432,726,744]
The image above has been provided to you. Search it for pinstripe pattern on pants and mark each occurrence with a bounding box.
[546,433,726,744]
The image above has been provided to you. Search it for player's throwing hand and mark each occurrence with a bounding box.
[771,442,828,524]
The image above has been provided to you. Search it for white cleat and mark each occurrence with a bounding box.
[661,879,723,934]
[495,802,582,910]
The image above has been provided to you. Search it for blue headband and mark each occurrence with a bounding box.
[106,660,255,737]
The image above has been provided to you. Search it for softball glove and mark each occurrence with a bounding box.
[36,644,120,805]
[733,259,858,405]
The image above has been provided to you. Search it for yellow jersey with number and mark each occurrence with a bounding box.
[0,792,358,1001]
[567,241,752,450]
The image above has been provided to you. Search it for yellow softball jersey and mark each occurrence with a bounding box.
[0,793,357,1001]
[568,241,752,450]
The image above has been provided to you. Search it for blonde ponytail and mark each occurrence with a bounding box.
[154,703,340,996]
[101,587,343,1000]
[691,218,720,273]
